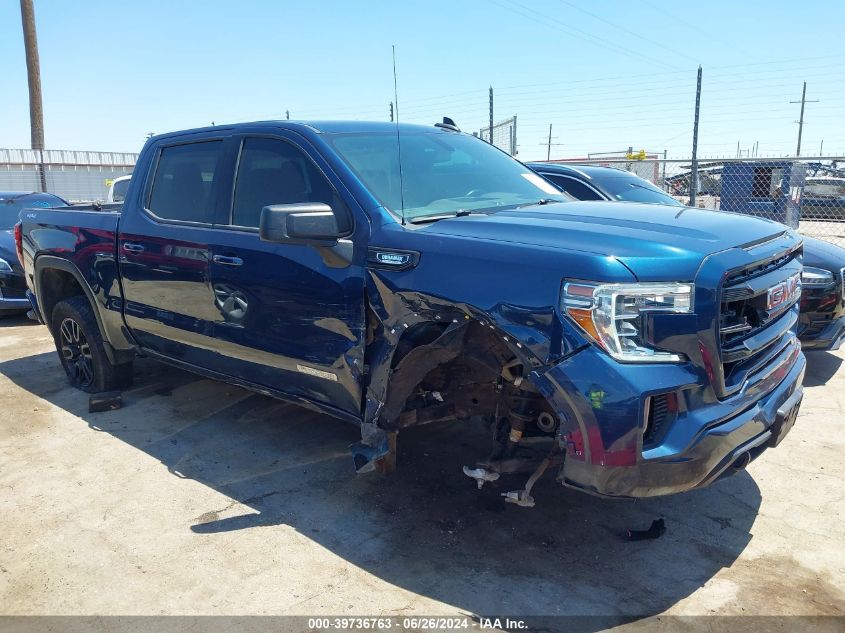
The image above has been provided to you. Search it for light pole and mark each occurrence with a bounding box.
[20,0,46,191]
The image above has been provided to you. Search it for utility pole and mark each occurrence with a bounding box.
[820,139,824,156]
[690,65,702,207]
[662,149,667,187]
[20,0,46,192]
[488,86,494,145]
[547,124,553,160]
[389,101,394,122]
[285,110,290,120]
[790,82,818,157]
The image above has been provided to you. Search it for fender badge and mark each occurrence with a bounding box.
[376,252,411,265]
[366,247,420,271]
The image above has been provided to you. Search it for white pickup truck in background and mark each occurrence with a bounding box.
[105,174,132,203]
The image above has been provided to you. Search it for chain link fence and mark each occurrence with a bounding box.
[566,156,845,247]
[477,116,517,156]
[0,148,138,203]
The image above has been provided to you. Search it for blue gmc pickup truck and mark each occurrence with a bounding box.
[16,120,806,504]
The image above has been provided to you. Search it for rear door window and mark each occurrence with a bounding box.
[147,141,223,223]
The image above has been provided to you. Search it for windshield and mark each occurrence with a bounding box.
[326,131,567,220]
[0,194,66,230]
[112,178,131,202]
[598,174,683,206]
[805,178,845,198]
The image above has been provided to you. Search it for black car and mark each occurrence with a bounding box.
[797,236,845,350]
[526,162,683,207]
[529,162,845,351]
[0,191,69,315]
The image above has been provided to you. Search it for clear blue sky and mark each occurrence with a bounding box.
[1,0,843,159]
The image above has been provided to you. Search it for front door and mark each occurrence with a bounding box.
[205,133,367,420]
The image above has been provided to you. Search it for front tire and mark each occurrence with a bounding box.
[51,296,133,393]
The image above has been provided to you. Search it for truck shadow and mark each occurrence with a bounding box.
[802,350,843,387]
[0,314,38,327]
[1,352,761,621]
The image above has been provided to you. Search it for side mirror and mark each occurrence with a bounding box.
[259,203,340,244]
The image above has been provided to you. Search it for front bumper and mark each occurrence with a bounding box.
[799,315,845,351]
[0,272,30,312]
[532,342,806,498]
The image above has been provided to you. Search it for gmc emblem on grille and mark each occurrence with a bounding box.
[766,273,801,310]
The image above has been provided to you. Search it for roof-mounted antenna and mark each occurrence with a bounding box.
[392,45,406,226]
[435,117,460,132]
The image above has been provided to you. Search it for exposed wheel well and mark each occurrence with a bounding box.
[39,268,85,331]
[383,321,555,432]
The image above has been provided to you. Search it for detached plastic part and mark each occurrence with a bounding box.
[350,422,392,474]
[462,466,500,489]
[626,518,666,541]
[501,490,535,507]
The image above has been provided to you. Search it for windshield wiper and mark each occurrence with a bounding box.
[408,209,482,224]
[517,198,558,209]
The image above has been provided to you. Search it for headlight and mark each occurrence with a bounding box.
[0,257,12,273]
[801,266,834,286]
[562,281,693,363]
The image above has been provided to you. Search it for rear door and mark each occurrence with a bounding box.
[205,132,367,420]
[118,135,234,362]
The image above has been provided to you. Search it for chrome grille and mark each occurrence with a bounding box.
[719,251,801,395]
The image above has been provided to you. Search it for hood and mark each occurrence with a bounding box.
[421,202,788,280]
[0,230,20,274]
[802,236,845,270]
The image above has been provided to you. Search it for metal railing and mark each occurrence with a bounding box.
[0,148,138,203]
[478,116,518,156]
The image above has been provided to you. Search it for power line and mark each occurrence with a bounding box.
[491,0,681,70]
[555,0,699,63]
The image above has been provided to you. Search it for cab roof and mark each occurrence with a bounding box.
[150,120,455,143]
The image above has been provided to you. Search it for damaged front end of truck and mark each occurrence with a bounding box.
[350,222,806,507]
[354,300,569,509]
[349,238,605,508]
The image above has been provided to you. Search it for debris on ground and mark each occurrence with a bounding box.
[626,518,666,541]
[88,391,123,413]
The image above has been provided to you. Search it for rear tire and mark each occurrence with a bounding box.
[51,296,133,393]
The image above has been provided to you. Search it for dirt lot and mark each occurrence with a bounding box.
[1,315,844,624]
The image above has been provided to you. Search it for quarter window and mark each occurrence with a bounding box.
[231,137,348,231]
[148,141,223,222]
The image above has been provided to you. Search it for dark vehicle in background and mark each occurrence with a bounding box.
[529,162,845,351]
[0,192,68,315]
[526,162,684,206]
[17,121,805,504]
[798,236,845,350]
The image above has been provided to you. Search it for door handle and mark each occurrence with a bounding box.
[212,255,244,267]
[122,242,145,254]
